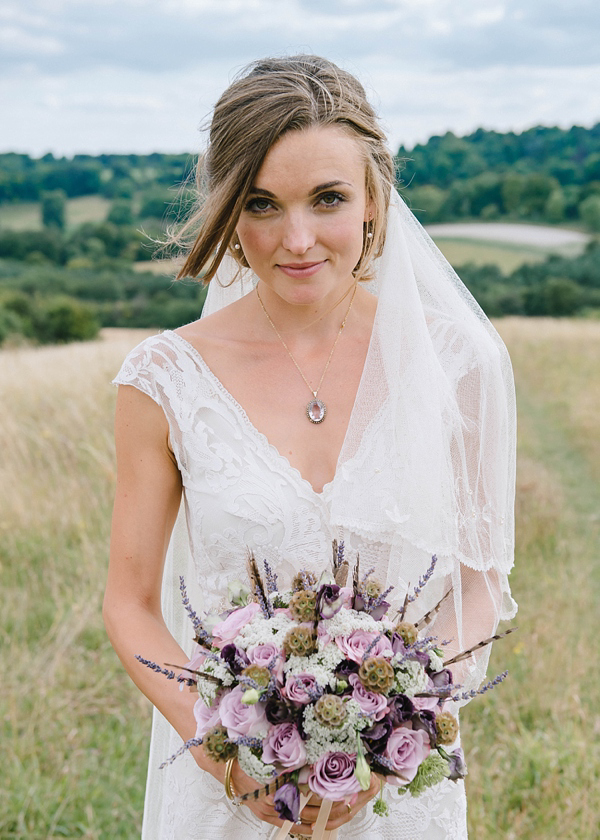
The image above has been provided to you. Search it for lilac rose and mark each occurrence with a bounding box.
[282,673,320,705]
[193,697,221,739]
[248,643,284,683]
[212,602,261,649]
[335,630,392,664]
[384,726,431,785]
[308,752,363,800]
[348,673,389,720]
[262,722,307,770]
[218,685,267,738]
[412,677,441,711]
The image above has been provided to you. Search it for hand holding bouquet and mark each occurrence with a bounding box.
[137,545,513,839]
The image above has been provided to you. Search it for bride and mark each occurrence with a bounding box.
[104,55,517,839]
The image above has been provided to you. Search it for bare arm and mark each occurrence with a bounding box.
[103,384,227,781]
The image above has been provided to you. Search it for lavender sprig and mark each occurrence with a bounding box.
[407,555,438,604]
[450,671,508,702]
[362,633,384,663]
[159,737,203,768]
[263,559,278,594]
[227,735,266,751]
[179,577,212,646]
[135,655,195,685]
[371,585,394,609]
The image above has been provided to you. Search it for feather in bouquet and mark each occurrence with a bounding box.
[137,545,514,840]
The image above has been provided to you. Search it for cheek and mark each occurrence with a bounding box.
[236,224,275,261]
[329,217,365,263]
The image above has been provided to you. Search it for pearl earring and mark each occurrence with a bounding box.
[366,232,373,239]
[234,243,240,250]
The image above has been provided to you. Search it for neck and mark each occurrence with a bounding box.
[254,279,359,339]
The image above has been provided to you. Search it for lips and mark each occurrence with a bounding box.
[277,261,326,278]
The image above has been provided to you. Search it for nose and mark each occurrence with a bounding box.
[281,210,316,255]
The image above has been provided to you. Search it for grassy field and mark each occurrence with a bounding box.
[1,320,599,838]
[0,196,112,232]
[432,239,549,274]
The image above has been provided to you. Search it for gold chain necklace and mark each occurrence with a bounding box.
[256,282,358,424]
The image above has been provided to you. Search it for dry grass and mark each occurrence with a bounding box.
[1,320,599,838]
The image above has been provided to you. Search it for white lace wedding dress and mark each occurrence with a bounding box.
[115,330,467,840]
[113,193,516,840]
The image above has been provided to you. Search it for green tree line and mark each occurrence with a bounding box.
[398,123,600,227]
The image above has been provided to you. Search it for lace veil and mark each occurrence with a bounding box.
[142,190,517,836]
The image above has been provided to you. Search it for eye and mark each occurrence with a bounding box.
[317,191,346,208]
[244,197,273,214]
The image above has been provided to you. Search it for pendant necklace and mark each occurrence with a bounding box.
[256,282,358,424]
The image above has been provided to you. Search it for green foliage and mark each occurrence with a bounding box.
[107,198,134,226]
[41,189,66,230]
[579,194,600,231]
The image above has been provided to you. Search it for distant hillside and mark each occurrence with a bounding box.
[397,123,600,226]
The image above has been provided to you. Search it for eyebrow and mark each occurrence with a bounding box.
[247,180,353,198]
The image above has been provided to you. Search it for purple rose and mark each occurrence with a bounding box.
[219,685,267,738]
[265,690,294,725]
[388,694,414,725]
[384,726,431,785]
[274,783,300,822]
[262,722,307,770]
[212,602,261,649]
[447,747,468,781]
[316,584,344,619]
[282,674,320,705]
[335,630,392,664]
[348,673,389,720]
[308,752,363,800]
[361,718,393,755]
[193,697,221,739]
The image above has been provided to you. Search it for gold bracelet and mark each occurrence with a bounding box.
[224,757,239,804]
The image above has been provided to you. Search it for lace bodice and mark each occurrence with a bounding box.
[113,330,469,840]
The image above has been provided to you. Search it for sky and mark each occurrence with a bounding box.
[1,0,599,158]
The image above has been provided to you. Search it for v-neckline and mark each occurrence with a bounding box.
[163,328,370,498]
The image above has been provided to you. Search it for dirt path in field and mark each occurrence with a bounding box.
[426,222,590,248]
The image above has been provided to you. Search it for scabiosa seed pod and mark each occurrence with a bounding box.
[358,656,395,694]
[314,694,347,727]
[363,578,382,599]
[283,626,316,657]
[292,571,317,592]
[435,710,459,745]
[289,590,318,622]
[395,621,419,646]
[241,664,271,688]
[202,725,237,762]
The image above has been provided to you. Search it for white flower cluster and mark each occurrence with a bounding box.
[284,643,345,688]
[237,745,277,783]
[196,657,234,705]
[392,659,428,697]
[236,611,295,650]
[428,649,445,673]
[324,608,381,639]
[301,699,369,764]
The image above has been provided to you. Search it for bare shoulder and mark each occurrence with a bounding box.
[175,294,254,352]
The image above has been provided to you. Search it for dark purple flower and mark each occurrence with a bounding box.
[370,601,390,620]
[390,633,407,656]
[446,748,468,781]
[388,694,414,725]
[274,782,300,822]
[265,691,294,725]
[411,709,437,747]
[431,669,454,689]
[361,718,393,755]
[335,659,359,679]
[406,649,430,668]
[316,584,344,619]
[220,644,249,675]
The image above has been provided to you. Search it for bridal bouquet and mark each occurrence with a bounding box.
[137,545,512,838]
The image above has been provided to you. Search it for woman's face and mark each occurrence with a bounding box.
[236,125,372,307]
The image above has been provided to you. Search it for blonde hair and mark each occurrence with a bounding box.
[174,55,395,283]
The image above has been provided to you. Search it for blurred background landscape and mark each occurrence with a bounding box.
[1,1,599,837]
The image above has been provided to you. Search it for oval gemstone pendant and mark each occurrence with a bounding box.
[307,397,326,424]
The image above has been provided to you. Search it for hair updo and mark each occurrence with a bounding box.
[176,55,395,283]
